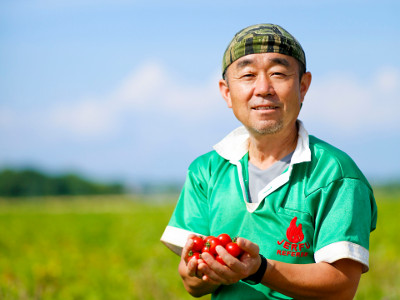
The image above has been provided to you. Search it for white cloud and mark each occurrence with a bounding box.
[45,61,224,139]
[301,67,400,135]
[375,66,400,92]
[2,63,399,142]
[111,62,222,115]
[50,98,119,138]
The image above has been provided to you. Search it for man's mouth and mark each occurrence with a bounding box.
[253,106,279,110]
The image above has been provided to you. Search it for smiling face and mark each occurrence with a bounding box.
[219,52,311,138]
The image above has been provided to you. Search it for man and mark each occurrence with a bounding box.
[161,24,377,299]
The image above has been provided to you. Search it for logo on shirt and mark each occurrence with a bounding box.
[277,217,310,257]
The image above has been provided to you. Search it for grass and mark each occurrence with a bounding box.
[0,195,204,300]
[0,193,398,299]
[355,190,400,300]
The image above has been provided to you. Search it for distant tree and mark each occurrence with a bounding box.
[0,168,125,197]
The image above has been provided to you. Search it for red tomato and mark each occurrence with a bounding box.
[216,255,226,266]
[192,236,204,252]
[206,237,221,256]
[203,236,215,244]
[188,251,201,261]
[226,242,243,258]
[217,233,232,247]
[202,245,211,254]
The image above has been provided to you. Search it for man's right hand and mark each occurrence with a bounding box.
[178,235,221,297]
[181,234,204,280]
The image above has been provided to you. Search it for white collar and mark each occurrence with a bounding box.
[213,120,311,164]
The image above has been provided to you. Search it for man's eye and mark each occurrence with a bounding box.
[242,73,255,78]
[272,72,286,77]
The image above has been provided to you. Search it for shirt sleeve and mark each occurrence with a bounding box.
[310,178,377,272]
[160,168,211,255]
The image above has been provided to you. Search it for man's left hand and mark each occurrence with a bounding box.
[197,237,262,285]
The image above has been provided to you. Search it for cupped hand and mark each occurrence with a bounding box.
[198,237,261,285]
[181,234,204,279]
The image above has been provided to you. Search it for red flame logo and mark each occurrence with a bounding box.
[286,217,304,243]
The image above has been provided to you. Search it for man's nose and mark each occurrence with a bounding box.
[254,74,274,97]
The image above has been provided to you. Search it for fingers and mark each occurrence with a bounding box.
[198,252,229,283]
[200,251,244,285]
[181,238,194,261]
[235,238,262,277]
[182,235,201,279]
[236,237,259,258]
[206,239,261,282]
[182,234,199,261]
[186,255,198,277]
[182,235,262,285]
[215,245,243,271]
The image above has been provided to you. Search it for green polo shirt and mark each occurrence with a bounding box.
[161,121,377,300]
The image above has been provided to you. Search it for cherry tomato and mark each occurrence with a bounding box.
[217,233,232,247]
[203,236,215,244]
[202,245,211,254]
[216,255,226,266]
[202,236,217,256]
[226,242,243,258]
[206,237,221,256]
[188,251,201,261]
[192,236,204,252]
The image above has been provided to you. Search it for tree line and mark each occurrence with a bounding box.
[0,168,125,197]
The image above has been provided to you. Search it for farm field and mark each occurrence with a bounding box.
[0,192,399,300]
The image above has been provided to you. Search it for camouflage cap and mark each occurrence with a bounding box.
[222,24,306,77]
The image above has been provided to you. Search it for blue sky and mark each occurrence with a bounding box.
[1,0,399,185]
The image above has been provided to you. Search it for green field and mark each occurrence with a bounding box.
[0,192,399,299]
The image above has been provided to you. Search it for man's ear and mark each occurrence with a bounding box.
[219,78,232,108]
[300,71,312,103]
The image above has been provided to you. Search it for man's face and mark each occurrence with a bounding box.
[219,52,311,137]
